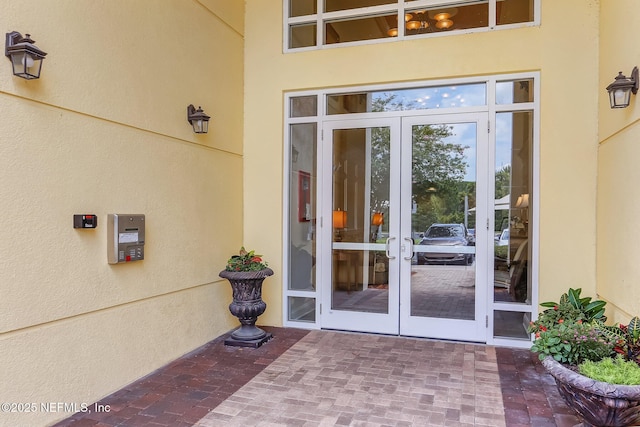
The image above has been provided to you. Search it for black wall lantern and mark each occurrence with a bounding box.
[5,31,47,80]
[187,104,210,134]
[606,66,639,109]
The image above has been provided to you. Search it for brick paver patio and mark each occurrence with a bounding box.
[52,327,581,427]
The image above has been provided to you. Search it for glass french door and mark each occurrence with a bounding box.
[320,118,401,334]
[320,113,488,342]
[399,114,488,342]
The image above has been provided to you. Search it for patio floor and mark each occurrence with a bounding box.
[52,327,581,427]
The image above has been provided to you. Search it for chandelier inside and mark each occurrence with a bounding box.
[388,8,457,36]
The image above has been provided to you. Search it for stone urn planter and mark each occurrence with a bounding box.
[219,268,273,348]
[542,356,640,426]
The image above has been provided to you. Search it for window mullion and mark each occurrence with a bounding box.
[317,0,322,47]
[489,0,496,28]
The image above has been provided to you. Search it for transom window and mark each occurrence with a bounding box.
[286,0,538,50]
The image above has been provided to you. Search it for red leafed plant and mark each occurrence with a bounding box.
[224,247,269,272]
[602,317,640,366]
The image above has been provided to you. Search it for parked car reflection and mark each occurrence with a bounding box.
[417,223,474,265]
[495,229,509,246]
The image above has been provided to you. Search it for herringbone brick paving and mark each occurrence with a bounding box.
[53,327,581,427]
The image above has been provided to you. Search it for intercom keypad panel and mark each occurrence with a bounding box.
[107,214,145,264]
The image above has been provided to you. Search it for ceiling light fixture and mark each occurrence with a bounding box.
[389,8,457,36]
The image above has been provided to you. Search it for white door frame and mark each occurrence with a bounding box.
[319,117,401,334]
[399,113,489,342]
[319,113,489,342]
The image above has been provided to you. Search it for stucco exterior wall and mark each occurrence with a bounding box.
[0,1,244,425]
[243,0,600,316]
[597,0,640,323]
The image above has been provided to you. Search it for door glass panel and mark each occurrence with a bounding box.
[332,127,390,314]
[288,123,317,294]
[494,310,531,339]
[411,122,477,320]
[493,111,532,304]
[288,296,316,322]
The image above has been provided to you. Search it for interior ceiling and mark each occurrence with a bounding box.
[328,5,488,42]
[325,2,529,43]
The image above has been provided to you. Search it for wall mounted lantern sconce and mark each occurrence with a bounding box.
[5,31,47,80]
[606,67,639,109]
[187,104,210,134]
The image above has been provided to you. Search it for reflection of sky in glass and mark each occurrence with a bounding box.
[440,117,513,182]
[496,82,515,105]
[495,113,513,171]
[372,83,486,111]
[496,79,533,104]
[440,123,477,182]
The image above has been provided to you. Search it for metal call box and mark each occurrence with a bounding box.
[107,214,145,264]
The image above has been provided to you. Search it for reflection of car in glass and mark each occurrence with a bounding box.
[467,228,476,244]
[417,223,473,265]
[495,229,509,246]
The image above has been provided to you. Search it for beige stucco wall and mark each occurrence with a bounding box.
[0,1,244,425]
[597,0,640,324]
[243,0,601,316]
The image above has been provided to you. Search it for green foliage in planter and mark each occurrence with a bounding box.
[225,247,268,272]
[529,288,612,365]
[530,320,614,365]
[578,356,640,385]
[530,288,606,334]
[601,316,640,366]
[539,288,607,324]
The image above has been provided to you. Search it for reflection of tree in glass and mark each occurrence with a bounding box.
[368,94,469,231]
[495,165,511,199]
[494,165,512,236]
[369,126,391,213]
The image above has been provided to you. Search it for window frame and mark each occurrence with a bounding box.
[284,0,540,52]
[283,71,541,349]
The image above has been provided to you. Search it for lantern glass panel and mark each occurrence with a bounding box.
[10,51,42,79]
[610,88,631,108]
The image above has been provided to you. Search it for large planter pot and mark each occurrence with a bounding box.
[542,356,640,426]
[219,268,274,348]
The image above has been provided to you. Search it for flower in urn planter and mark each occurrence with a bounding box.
[529,288,640,426]
[225,247,269,272]
[219,247,273,348]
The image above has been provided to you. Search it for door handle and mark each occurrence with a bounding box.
[403,237,414,260]
[385,236,396,259]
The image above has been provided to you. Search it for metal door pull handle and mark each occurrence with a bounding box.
[385,237,396,259]
[403,237,414,260]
